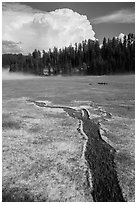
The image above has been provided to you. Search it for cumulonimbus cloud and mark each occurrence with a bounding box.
[92,8,135,24]
[2,3,95,54]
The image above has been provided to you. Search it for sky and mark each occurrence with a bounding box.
[2,2,135,54]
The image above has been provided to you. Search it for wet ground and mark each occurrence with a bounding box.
[2,75,135,201]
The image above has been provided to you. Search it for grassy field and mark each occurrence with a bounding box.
[2,74,135,201]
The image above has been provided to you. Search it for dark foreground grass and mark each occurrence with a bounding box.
[2,119,21,130]
[2,186,35,202]
[2,75,135,201]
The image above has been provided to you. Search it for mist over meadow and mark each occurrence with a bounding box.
[2,68,40,80]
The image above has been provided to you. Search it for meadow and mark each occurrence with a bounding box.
[2,74,135,201]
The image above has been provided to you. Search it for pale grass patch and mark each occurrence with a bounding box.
[2,98,93,201]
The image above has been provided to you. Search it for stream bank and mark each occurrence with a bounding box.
[28,100,125,202]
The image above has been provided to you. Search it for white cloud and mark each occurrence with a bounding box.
[118,33,126,43]
[2,3,95,54]
[2,40,22,53]
[115,33,127,43]
[92,8,135,24]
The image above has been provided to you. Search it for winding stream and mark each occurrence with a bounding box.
[27,99,125,202]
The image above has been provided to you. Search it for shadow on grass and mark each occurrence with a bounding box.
[2,114,21,130]
[2,121,21,130]
[2,186,34,202]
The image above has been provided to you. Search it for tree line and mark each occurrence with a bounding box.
[2,33,135,76]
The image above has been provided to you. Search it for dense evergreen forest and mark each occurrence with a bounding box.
[2,33,135,76]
